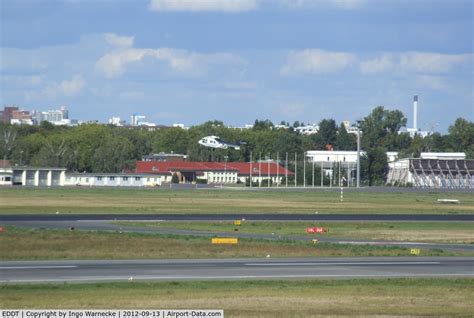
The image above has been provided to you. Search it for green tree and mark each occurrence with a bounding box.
[171,173,180,184]
[335,123,356,150]
[33,136,73,167]
[447,118,474,158]
[361,147,388,186]
[253,119,274,131]
[0,124,17,162]
[152,127,189,154]
[312,119,337,150]
[91,136,134,173]
[359,106,407,149]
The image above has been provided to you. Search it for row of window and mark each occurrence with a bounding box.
[209,176,237,183]
[96,176,142,182]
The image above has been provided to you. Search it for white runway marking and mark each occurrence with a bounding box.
[0,266,78,269]
[245,262,441,266]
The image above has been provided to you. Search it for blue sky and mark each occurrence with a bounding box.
[1,0,472,132]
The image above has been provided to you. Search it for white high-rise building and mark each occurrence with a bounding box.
[35,106,70,126]
[108,117,126,126]
[131,114,155,127]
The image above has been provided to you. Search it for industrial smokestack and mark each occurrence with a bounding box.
[413,95,418,130]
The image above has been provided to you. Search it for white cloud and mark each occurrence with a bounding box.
[360,52,472,75]
[281,49,356,75]
[148,0,259,12]
[398,52,472,74]
[359,54,395,74]
[42,75,86,98]
[104,33,134,48]
[96,47,245,79]
[281,0,365,9]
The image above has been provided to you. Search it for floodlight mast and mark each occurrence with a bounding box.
[356,127,360,188]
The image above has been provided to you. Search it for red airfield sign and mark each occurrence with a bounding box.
[306,227,327,234]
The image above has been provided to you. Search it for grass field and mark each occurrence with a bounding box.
[0,187,473,214]
[0,227,466,260]
[117,220,474,244]
[1,279,473,317]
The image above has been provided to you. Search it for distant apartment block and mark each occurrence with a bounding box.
[295,124,319,135]
[0,106,33,125]
[131,114,156,127]
[342,120,360,135]
[33,106,73,126]
[108,117,126,126]
[142,152,187,162]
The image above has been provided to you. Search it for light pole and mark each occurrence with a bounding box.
[224,155,228,186]
[249,151,252,188]
[303,151,306,188]
[20,150,24,166]
[357,127,361,188]
[267,153,270,188]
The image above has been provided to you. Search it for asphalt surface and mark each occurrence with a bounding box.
[1,257,472,283]
[2,213,474,221]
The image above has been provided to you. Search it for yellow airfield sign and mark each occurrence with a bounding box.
[212,238,239,244]
[410,248,421,255]
[234,220,242,226]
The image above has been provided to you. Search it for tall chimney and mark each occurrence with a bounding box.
[413,95,418,130]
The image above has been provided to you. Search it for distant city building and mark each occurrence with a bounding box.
[342,120,360,135]
[34,106,71,126]
[172,123,189,129]
[108,117,126,126]
[400,127,433,138]
[399,96,433,138]
[0,106,33,125]
[142,152,187,162]
[232,124,254,131]
[295,124,319,135]
[131,114,156,127]
[274,124,290,130]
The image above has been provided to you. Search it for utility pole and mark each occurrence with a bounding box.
[249,151,252,188]
[294,152,297,187]
[303,152,306,187]
[276,152,279,188]
[357,127,361,188]
[267,153,270,188]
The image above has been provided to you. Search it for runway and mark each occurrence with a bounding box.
[1,257,472,283]
[2,213,474,221]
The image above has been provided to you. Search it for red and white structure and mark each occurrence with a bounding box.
[134,161,294,185]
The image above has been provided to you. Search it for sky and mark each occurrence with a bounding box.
[0,0,472,132]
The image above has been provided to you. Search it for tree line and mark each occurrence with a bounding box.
[1,106,472,186]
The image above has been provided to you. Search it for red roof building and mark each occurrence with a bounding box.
[135,161,294,184]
